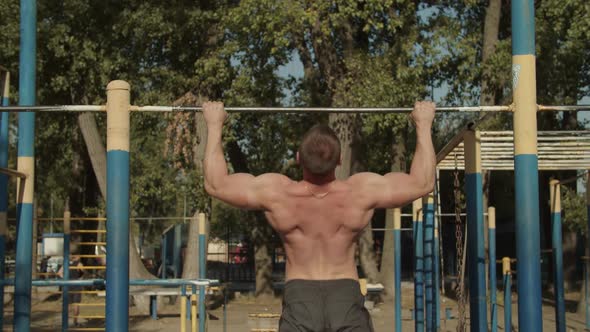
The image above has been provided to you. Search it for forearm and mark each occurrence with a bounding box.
[203,125,229,194]
[409,124,436,192]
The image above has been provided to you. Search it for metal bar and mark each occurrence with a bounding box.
[464,130,487,332]
[0,105,514,113]
[0,167,27,179]
[1,104,587,113]
[489,207,497,332]
[550,180,565,332]
[198,213,207,332]
[106,80,130,332]
[512,0,543,330]
[393,208,402,332]
[14,0,37,329]
[413,200,424,331]
[538,105,590,111]
[423,194,435,331]
[586,173,590,330]
[503,258,512,332]
[558,171,588,186]
[0,68,9,332]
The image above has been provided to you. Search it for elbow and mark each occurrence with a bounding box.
[204,181,217,198]
[417,176,435,197]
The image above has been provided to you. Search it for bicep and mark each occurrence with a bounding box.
[353,172,429,209]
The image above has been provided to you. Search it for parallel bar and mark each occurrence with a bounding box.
[393,208,402,332]
[413,199,424,331]
[423,194,435,332]
[512,0,542,330]
[550,180,565,332]
[14,0,37,329]
[105,80,130,332]
[489,207,498,332]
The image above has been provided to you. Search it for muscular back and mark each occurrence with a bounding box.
[263,178,374,281]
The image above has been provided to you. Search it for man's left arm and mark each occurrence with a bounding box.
[202,101,282,210]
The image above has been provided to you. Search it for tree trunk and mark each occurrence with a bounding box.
[480,0,502,298]
[379,124,408,298]
[78,113,107,198]
[78,112,156,311]
[182,212,205,279]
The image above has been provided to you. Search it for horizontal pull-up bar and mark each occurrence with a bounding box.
[0,104,587,113]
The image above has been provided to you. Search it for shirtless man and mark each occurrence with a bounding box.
[203,101,436,331]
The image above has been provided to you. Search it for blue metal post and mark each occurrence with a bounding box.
[61,210,70,332]
[423,194,434,331]
[489,207,497,332]
[105,80,131,332]
[433,171,441,329]
[464,130,487,331]
[161,235,168,278]
[512,0,542,330]
[586,174,590,329]
[198,213,207,332]
[174,224,182,278]
[393,208,402,332]
[0,69,10,331]
[413,199,424,331]
[503,257,512,332]
[550,180,565,332]
[15,0,37,329]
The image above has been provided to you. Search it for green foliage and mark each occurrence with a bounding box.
[561,186,587,235]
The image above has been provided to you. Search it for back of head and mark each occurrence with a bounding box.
[298,124,341,176]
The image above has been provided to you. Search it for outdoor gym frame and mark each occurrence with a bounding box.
[1,0,589,331]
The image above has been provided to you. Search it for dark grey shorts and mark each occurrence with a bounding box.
[279,279,374,332]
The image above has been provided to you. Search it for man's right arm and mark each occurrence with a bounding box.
[350,101,436,209]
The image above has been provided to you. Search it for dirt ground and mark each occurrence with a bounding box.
[3,283,590,331]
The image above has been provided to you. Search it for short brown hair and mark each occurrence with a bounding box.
[298,124,341,175]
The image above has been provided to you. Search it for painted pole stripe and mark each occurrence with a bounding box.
[514,155,542,331]
[106,80,130,153]
[16,157,34,204]
[513,55,538,155]
[413,199,424,331]
[511,0,535,55]
[464,130,482,174]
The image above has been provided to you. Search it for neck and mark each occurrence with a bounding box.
[303,169,336,186]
